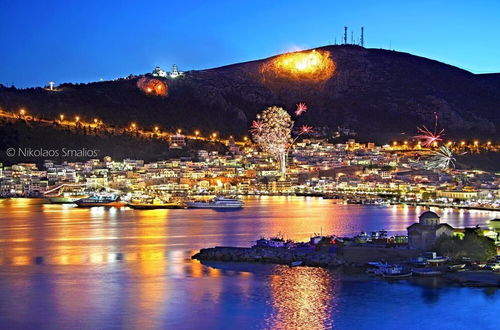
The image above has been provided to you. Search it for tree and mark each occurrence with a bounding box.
[434,227,497,262]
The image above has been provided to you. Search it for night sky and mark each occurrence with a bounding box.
[1,0,499,87]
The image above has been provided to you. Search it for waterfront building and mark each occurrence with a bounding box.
[436,190,478,200]
[407,211,455,250]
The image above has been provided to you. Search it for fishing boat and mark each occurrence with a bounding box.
[75,194,127,208]
[381,265,412,279]
[128,197,184,209]
[186,196,244,209]
[412,268,443,276]
[447,264,466,272]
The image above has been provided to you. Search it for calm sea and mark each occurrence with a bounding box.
[0,197,498,329]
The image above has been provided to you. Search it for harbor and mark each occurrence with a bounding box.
[0,196,499,328]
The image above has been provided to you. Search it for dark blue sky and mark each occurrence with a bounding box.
[1,0,499,88]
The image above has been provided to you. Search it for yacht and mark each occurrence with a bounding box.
[186,196,244,209]
[75,194,127,208]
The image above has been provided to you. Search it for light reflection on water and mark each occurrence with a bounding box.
[0,197,498,329]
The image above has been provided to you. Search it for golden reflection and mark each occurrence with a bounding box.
[266,266,335,329]
[122,210,169,329]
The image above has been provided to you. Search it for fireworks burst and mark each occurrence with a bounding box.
[299,125,314,134]
[137,77,168,96]
[260,49,335,83]
[414,112,444,147]
[295,103,308,116]
[250,120,264,134]
[426,146,465,170]
[250,106,293,179]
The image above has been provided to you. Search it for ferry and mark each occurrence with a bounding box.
[186,196,244,209]
[75,194,127,208]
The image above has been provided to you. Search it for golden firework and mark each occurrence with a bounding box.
[137,77,168,96]
[261,49,335,82]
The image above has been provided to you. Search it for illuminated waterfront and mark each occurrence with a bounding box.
[0,197,498,329]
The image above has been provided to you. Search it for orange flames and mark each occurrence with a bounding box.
[137,77,168,96]
[261,49,335,82]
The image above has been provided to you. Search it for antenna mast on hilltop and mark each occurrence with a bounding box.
[351,31,354,44]
[343,26,348,44]
[360,26,365,47]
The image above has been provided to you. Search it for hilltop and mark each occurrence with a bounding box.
[1,45,499,143]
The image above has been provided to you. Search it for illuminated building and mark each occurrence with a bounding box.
[407,211,454,250]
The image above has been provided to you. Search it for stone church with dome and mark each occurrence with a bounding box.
[407,211,455,250]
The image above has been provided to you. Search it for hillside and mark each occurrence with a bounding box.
[1,45,499,143]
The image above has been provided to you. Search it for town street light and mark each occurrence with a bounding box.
[75,116,80,122]
[60,114,64,121]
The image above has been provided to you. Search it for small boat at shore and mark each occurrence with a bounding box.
[382,265,413,279]
[187,196,244,209]
[412,268,443,276]
[75,194,127,208]
[290,261,303,267]
[448,264,466,272]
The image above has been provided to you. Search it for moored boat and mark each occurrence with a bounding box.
[47,195,88,204]
[75,194,127,208]
[381,265,412,278]
[412,268,443,276]
[187,196,244,209]
[128,198,184,209]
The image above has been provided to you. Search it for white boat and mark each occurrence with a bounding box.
[382,265,412,278]
[186,196,244,209]
[290,261,303,267]
[412,268,443,276]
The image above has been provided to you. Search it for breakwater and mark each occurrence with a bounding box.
[192,246,345,267]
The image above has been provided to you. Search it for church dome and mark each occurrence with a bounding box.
[419,211,440,225]
[419,211,440,219]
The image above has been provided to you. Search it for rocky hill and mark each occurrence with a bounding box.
[1,45,499,143]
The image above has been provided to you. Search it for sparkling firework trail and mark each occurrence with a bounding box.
[426,146,465,170]
[295,103,308,116]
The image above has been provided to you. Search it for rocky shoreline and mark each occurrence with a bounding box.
[192,246,500,288]
[192,246,345,267]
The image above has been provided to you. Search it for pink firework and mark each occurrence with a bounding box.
[415,126,445,147]
[295,102,308,116]
[299,125,314,134]
[250,120,264,134]
[414,112,445,147]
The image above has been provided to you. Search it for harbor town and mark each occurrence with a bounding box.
[1,138,499,210]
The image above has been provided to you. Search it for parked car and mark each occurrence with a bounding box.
[485,262,500,271]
